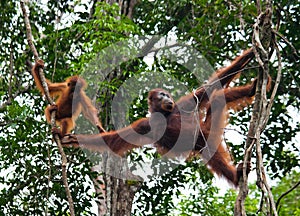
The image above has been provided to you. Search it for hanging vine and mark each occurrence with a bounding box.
[20,1,75,215]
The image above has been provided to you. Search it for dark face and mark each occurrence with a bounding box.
[148,89,175,113]
[67,76,86,93]
[67,80,77,93]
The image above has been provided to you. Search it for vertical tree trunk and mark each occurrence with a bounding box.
[92,1,140,215]
[102,152,142,216]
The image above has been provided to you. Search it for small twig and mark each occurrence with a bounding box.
[275,5,281,31]
[223,127,247,138]
[271,29,299,59]
[20,1,75,216]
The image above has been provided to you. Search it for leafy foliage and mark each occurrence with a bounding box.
[273,171,300,215]
[0,0,299,215]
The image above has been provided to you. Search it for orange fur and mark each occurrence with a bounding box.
[62,49,272,187]
[32,59,105,137]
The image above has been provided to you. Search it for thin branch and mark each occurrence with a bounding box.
[139,35,161,57]
[261,42,282,130]
[252,10,278,216]
[52,2,60,82]
[20,1,75,216]
[223,127,247,138]
[20,1,53,104]
[255,140,269,215]
[276,179,300,209]
[0,86,31,110]
[234,46,263,215]
[271,29,299,59]
[46,142,52,215]
[8,41,14,103]
[256,189,265,214]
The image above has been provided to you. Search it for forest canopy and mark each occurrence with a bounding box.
[0,0,299,215]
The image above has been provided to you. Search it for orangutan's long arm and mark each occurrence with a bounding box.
[61,118,155,156]
[176,48,254,110]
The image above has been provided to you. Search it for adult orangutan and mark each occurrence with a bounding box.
[61,48,271,186]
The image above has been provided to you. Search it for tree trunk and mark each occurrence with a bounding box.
[92,1,141,215]
[102,152,142,216]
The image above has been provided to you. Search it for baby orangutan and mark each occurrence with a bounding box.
[32,59,105,137]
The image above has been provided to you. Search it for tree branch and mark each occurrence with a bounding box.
[276,179,300,210]
[234,1,280,215]
[271,29,299,59]
[20,1,75,216]
[8,41,14,103]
